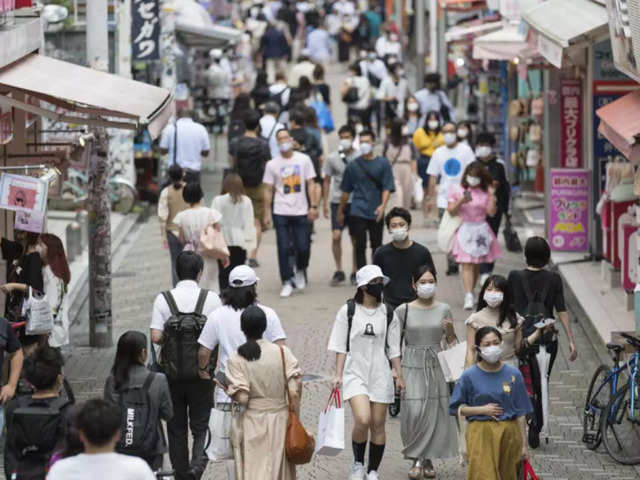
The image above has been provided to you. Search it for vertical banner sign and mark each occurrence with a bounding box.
[549,169,590,251]
[560,79,583,168]
[132,0,160,61]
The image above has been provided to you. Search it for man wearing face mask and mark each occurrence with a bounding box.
[476,132,510,285]
[338,130,395,270]
[373,208,435,309]
[359,49,388,136]
[262,129,320,298]
[323,125,360,286]
[414,72,456,126]
[374,25,402,62]
[378,63,409,120]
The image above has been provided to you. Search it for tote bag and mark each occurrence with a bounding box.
[437,211,462,254]
[25,287,54,335]
[198,225,230,260]
[437,341,467,383]
[315,388,345,456]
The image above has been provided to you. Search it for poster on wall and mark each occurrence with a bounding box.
[0,174,48,214]
[14,210,44,233]
[560,79,583,168]
[132,0,160,61]
[548,169,590,252]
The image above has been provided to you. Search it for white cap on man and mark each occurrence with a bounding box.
[355,265,389,288]
[210,48,223,60]
[229,265,260,288]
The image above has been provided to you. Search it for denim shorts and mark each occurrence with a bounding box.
[417,155,431,188]
[330,203,353,235]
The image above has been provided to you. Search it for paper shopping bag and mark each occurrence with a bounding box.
[206,407,233,461]
[437,341,467,383]
[315,389,345,456]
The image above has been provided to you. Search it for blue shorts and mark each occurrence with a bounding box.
[417,155,431,188]
[330,203,353,235]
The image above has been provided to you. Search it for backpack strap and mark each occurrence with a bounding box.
[195,289,209,315]
[162,291,180,316]
[346,299,356,353]
[141,372,155,393]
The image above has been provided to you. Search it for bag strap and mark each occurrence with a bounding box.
[142,372,155,393]
[172,121,179,166]
[279,345,294,412]
[355,158,383,191]
[384,302,394,351]
[400,303,409,348]
[162,291,180,316]
[346,299,356,353]
[195,289,208,315]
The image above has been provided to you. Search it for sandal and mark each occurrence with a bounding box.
[422,459,436,479]
[408,460,423,479]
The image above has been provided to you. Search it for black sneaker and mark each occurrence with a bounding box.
[350,272,357,286]
[330,271,346,286]
[248,258,260,268]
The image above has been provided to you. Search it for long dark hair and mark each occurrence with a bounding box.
[412,263,438,284]
[424,110,441,133]
[476,275,517,329]
[221,284,258,311]
[238,305,267,362]
[112,331,147,390]
[389,117,406,147]
[40,233,71,286]
[168,164,184,190]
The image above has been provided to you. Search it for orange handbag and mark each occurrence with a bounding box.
[279,346,314,464]
[198,225,229,259]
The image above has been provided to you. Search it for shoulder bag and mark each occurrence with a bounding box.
[355,158,383,191]
[198,225,230,260]
[279,346,314,464]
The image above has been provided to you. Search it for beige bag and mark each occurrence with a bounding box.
[437,211,462,254]
[198,225,230,259]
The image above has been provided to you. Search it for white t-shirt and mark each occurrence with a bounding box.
[150,280,222,331]
[426,142,476,208]
[47,452,155,480]
[198,304,287,403]
[345,75,371,110]
[262,151,317,216]
[159,118,210,172]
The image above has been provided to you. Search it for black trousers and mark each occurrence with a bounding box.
[480,211,503,275]
[184,169,201,185]
[218,246,248,290]
[167,379,213,480]
[350,215,383,269]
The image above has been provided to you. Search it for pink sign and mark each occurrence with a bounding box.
[560,79,583,168]
[548,169,590,251]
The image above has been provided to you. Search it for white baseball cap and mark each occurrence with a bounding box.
[209,48,223,60]
[229,265,260,288]
[355,265,389,288]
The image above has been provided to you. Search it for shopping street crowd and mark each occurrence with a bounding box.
[0,1,582,480]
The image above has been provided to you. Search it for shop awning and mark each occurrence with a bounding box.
[473,24,532,60]
[176,22,242,49]
[0,54,173,138]
[521,0,608,67]
[596,89,640,163]
[445,21,503,43]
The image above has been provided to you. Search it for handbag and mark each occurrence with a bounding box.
[206,407,233,461]
[198,225,230,260]
[25,287,54,335]
[315,388,345,456]
[521,459,539,480]
[437,210,462,254]
[311,97,335,133]
[436,341,467,383]
[279,346,314,464]
[342,86,359,104]
[503,215,522,252]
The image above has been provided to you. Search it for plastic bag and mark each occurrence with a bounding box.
[206,407,233,461]
[25,287,54,335]
[413,176,424,204]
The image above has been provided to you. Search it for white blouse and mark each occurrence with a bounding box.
[211,194,256,252]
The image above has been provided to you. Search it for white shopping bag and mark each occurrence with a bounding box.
[315,389,345,456]
[437,341,467,383]
[206,407,233,461]
[25,287,53,335]
[413,175,424,204]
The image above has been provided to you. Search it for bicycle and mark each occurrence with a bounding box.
[62,168,137,214]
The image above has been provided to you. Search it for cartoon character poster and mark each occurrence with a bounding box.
[280,165,302,194]
[0,174,48,214]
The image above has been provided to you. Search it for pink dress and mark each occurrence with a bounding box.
[448,185,502,264]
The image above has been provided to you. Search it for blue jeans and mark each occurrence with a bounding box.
[273,214,311,284]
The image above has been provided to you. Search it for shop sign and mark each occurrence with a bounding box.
[0,173,49,214]
[560,79,582,168]
[132,0,160,61]
[0,99,12,145]
[606,0,640,82]
[549,169,590,252]
[536,33,563,68]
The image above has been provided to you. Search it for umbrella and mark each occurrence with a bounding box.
[535,344,551,442]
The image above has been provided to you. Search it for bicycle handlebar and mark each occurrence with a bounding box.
[621,332,640,349]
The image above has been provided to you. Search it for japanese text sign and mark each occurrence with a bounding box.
[560,79,583,168]
[132,0,159,61]
[549,169,590,252]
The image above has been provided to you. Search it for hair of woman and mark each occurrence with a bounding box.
[182,182,204,205]
[412,263,438,284]
[40,233,71,286]
[424,110,441,133]
[303,106,319,129]
[111,330,147,390]
[476,275,517,329]
[460,161,494,191]
[221,284,258,311]
[389,117,406,147]
[168,164,184,189]
[222,173,245,204]
[237,305,267,361]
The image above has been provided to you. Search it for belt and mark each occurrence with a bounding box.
[184,168,200,174]
[215,402,245,414]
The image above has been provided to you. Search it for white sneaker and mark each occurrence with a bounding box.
[367,471,379,480]
[479,273,490,287]
[293,270,306,290]
[463,292,474,310]
[348,462,366,480]
[280,282,294,298]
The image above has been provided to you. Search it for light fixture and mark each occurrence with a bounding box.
[455,58,465,67]
[512,57,520,65]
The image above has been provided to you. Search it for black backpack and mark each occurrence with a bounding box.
[520,272,550,339]
[7,396,71,480]
[160,290,209,380]
[232,137,269,188]
[115,373,158,460]
[345,299,394,352]
[270,86,290,110]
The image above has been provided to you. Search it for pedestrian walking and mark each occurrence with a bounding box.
[288,50,316,90]
[359,49,387,136]
[228,94,253,142]
[159,108,210,185]
[383,118,415,210]
[307,18,332,63]
[250,70,272,111]
[342,62,372,130]
[464,275,523,368]
[414,73,456,125]
[269,71,291,124]
[396,264,458,479]
[290,108,323,183]
[47,399,156,480]
[447,162,502,310]
[413,111,444,224]
[336,2,358,63]
[260,101,286,162]
[378,63,409,121]
[338,129,394,270]
[312,64,331,105]
[150,251,222,480]
[450,326,532,480]
[328,264,405,480]
[260,22,291,83]
[104,331,173,470]
[207,49,233,105]
[323,125,359,286]
[225,305,302,480]
[262,128,320,298]
[475,132,510,284]
[457,120,473,148]
[173,182,228,292]
[404,95,422,136]
[373,207,435,310]
[158,165,189,287]
[228,110,270,269]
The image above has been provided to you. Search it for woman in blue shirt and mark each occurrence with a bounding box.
[450,326,532,480]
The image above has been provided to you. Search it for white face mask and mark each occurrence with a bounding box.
[390,34,399,42]
[401,126,409,136]
[407,103,419,112]
[339,138,353,150]
[476,146,492,158]
[278,141,293,153]
[484,291,504,308]
[466,176,481,187]
[443,132,457,146]
[457,128,469,138]
[359,142,373,155]
[390,227,408,242]
[480,344,503,364]
[355,124,364,134]
[427,120,439,130]
[416,283,436,299]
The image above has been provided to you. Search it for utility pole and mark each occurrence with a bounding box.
[86,0,113,347]
[415,0,425,87]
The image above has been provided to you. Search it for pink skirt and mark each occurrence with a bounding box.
[452,221,502,264]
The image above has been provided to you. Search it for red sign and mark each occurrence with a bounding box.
[560,79,583,168]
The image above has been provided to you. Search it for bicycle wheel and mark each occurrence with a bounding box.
[109,177,137,214]
[583,364,612,450]
[601,382,640,465]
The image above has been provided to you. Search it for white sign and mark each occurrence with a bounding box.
[537,33,564,68]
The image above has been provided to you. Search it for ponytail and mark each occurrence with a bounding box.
[238,339,262,362]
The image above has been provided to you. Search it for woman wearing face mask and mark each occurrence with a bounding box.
[328,264,405,480]
[448,162,502,310]
[450,326,533,480]
[404,95,422,135]
[412,111,444,225]
[456,120,474,148]
[396,264,458,479]
[464,275,523,368]
[384,118,416,210]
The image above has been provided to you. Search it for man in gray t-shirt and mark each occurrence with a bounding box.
[322,125,360,286]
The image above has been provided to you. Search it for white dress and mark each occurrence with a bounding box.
[328,302,401,404]
[173,206,223,293]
